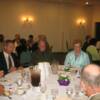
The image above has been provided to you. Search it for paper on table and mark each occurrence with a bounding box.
[22,87,41,100]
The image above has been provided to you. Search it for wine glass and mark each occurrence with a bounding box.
[51,88,58,100]
[16,77,23,87]
[73,80,81,99]
[66,87,75,99]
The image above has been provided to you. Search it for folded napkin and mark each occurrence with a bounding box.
[38,62,51,84]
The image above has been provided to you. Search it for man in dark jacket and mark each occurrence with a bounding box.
[32,40,53,65]
[0,40,20,74]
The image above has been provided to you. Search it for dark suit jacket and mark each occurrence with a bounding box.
[32,50,54,65]
[0,52,20,74]
[90,93,100,100]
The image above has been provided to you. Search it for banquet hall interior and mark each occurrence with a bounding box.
[0,0,100,100]
[0,0,100,64]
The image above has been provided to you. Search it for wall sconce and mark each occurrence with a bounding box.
[21,16,34,23]
[76,18,86,25]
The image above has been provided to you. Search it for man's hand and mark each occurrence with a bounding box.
[0,71,4,78]
[9,67,16,72]
[0,85,4,95]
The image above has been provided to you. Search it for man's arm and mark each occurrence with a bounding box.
[0,85,4,95]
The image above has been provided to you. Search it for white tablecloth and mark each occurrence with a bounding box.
[0,67,88,100]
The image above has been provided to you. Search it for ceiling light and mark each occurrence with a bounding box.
[85,1,89,5]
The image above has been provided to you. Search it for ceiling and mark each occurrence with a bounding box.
[33,0,100,5]
[1,0,100,6]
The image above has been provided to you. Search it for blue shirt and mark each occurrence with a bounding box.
[64,50,90,68]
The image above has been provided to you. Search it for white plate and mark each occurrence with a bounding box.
[16,89,25,95]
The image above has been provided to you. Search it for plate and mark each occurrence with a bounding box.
[16,89,25,95]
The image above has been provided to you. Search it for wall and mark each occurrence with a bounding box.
[0,0,93,51]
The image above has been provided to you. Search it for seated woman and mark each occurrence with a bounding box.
[64,39,90,68]
[19,39,32,67]
[32,40,53,65]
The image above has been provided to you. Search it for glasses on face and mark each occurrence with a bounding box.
[74,45,81,48]
[74,44,81,49]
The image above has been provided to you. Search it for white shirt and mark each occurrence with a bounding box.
[3,51,15,70]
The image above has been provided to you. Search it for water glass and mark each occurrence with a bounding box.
[22,70,31,83]
[51,61,59,74]
[16,78,23,87]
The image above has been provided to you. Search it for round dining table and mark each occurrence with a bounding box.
[0,65,88,100]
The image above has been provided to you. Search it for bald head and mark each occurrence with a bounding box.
[84,64,100,76]
[81,64,100,87]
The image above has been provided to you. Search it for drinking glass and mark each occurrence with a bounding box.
[31,69,40,87]
[73,80,81,98]
[51,60,59,74]
[16,78,23,87]
[21,69,31,83]
[66,87,75,99]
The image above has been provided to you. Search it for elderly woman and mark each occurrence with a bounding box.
[64,39,90,68]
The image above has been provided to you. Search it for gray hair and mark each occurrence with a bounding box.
[81,65,100,87]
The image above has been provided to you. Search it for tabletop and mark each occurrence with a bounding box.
[0,65,88,100]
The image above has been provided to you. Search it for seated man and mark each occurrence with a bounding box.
[0,85,4,95]
[86,38,100,62]
[32,40,53,65]
[0,71,4,95]
[0,40,20,74]
[80,64,100,100]
[0,70,4,77]
[64,39,90,68]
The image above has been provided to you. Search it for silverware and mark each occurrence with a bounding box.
[7,96,12,100]
[1,95,12,100]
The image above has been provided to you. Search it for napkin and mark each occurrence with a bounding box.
[44,62,51,79]
[38,62,46,84]
[38,62,51,85]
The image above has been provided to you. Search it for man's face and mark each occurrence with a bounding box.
[4,43,14,54]
[38,41,46,52]
[74,43,81,54]
[80,80,93,97]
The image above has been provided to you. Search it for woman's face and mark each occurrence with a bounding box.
[38,41,46,52]
[74,43,81,54]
